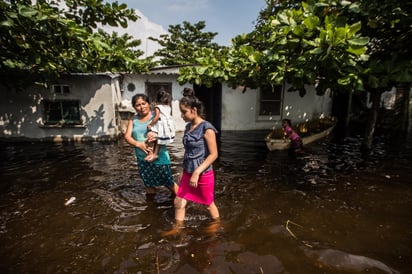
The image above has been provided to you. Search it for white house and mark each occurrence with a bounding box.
[0,67,333,141]
[119,67,332,132]
[0,73,122,141]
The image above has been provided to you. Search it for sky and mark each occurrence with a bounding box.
[104,0,266,56]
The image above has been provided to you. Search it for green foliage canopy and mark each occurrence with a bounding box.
[149,21,222,66]
[177,0,371,93]
[177,0,411,95]
[0,0,150,84]
[352,0,412,90]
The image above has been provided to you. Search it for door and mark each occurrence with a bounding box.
[194,83,222,132]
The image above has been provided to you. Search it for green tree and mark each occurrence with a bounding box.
[178,0,411,150]
[180,0,369,92]
[149,21,222,66]
[349,0,411,149]
[0,0,150,86]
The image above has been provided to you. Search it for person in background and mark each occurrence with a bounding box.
[166,87,220,234]
[282,118,303,153]
[124,93,175,197]
[145,89,176,162]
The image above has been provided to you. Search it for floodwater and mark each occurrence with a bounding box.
[0,128,411,274]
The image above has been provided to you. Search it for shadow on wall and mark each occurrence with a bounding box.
[84,104,105,137]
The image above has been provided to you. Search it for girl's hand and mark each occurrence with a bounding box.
[147,131,158,143]
[190,172,200,188]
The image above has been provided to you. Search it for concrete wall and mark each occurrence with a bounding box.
[118,73,191,133]
[0,74,120,141]
[0,71,333,141]
[221,83,333,131]
[118,74,333,132]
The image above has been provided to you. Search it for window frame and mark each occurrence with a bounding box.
[257,84,283,120]
[52,84,71,95]
[42,99,83,127]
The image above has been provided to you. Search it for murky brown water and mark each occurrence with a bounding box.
[0,129,411,274]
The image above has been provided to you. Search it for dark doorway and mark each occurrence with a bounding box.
[145,82,172,105]
[194,83,222,132]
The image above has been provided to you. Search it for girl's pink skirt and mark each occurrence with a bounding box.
[177,170,215,205]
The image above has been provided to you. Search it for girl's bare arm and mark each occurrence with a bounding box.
[190,129,218,187]
[148,107,160,130]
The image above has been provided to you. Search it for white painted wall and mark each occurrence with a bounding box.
[0,74,120,141]
[281,84,332,123]
[221,83,333,131]
[118,73,191,132]
[0,71,333,141]
[221,84,263,130]
[118,74,333,132]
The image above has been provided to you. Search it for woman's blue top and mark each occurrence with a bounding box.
[182,120,218,173]
[131,112,171,165]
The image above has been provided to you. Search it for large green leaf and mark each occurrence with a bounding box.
[303,16,319,31]
[347,46,367,55]
[0,18,14,27]
[348,21,362,37]
[18,5,38,17]
[348,37,369,46]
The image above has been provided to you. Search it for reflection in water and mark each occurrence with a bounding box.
[0,129,411,273]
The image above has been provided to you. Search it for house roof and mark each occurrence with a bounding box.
[66,66,195,76]
[69,72,121,79]
[147,65,196,75]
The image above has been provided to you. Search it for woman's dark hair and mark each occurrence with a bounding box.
[132,93,150,107]
[180,87,206,119]
[157,89,172,105]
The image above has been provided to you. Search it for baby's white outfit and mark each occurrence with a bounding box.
[151,104,175,145]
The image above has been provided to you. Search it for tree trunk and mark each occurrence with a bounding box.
[331,91,352,143]
[396,84,411,133]
[361,89,383,151]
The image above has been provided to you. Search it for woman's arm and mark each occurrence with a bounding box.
[190,128,218,187]
[284,126,293,139]
[124,118,149,153]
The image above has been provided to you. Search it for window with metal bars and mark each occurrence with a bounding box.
[43,100,81,125]
[259,84,282,116]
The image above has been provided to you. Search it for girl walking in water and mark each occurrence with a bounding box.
[165,88,220,234]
